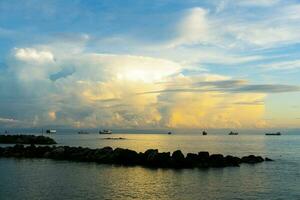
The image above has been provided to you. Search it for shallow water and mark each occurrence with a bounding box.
[1,132,300,200]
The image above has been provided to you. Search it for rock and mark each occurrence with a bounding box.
[65,147,88,161]
[141,149,172,167]
[0,147,3,156]
[0,144,272,169]
[0,135,56,144]
[198,151,210,160]
[94,147,114,163]
[53,146,65,154]
[143,149,158,164]
[225,155,241,167]
[34,146,52,158]
[185,153,198,167]
[241,155,264,164]
[209,154,225,167]
[13,144,25,150]
[79,148,94,161]
[144,149,159,159]
[265,157,274,161]
[111,148,139,165]
[171,150,185,168]
[172,150,185,161]
[153,152,171,168]
[50,146,65,159]
[94,146,113,157]
[197,151,210,168]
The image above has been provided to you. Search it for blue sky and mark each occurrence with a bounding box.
[0,0,300,129]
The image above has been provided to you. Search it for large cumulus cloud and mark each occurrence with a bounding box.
[0,41,298,129]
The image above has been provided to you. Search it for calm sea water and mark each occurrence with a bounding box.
[1,132,300,200]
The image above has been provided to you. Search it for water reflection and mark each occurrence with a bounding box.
[1,158,299,200]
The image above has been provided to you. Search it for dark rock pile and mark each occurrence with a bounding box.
[0,144,272,169]
[0,135,56,145]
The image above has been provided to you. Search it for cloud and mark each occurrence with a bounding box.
[14,48,54,63]
[227,24,300,48]
[166,2,300,51]
[233,84,300,93]
[0,41,277,129]
[1,46,183,128]
[0,117,19,123]
[237,0,280,7]
[261,60,300,70]
[234,100,264,105]
[169,7,211,47]
[156,88,266,129]
[140,79,300,94]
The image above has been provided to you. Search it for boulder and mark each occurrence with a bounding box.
[89,146,113,163]
[197,151,210,168]
[144,149,158,159]
[34,146,52,158]
[141,149,172,167]
[0,147,3,156]
[198,151,210,161]
[185,153,199,167]
[153,152,171,167]
[241,155,264,164]
[0,135,56,144]
[111,148,139,165]
[209,154,225,167]
[143,149,158,164]
[265,157,274,161]
[50,146,65,159]
[225,155,241,167]
[171,150,185,168]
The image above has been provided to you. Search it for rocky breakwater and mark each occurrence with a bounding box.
[0,135,56,145]
[0,145,273,169]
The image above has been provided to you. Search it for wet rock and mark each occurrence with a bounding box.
[144,149,159,159]
[65,147,88,161]
[241,155,264,164]
[0,135,56,144]
[0,144,272,169]
[197,151,210,168]
[185,153,198,167]
[111,148,139,165]
[198,151,210,161]
[93,146,113,157]
[172,150,185,168]
[142,149,158,165]
[265,157,274,161]
[225,155,241,167]
[209,154,225,167]
[93,147,114,163]
[50,146,65,159]
[34,146,52,158]
[153,152,171,168]
[142,149,172,167]
[172,150,185,161]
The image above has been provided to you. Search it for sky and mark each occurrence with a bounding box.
[0,0,300,129]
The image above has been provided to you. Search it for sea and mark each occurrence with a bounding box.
[0,130,300,200]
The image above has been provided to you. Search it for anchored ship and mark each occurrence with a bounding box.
[99,129,112,134]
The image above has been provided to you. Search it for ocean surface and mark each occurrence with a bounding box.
[1,131,300,200]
